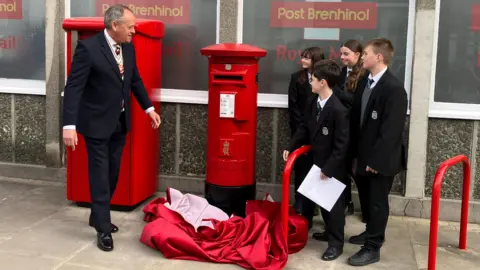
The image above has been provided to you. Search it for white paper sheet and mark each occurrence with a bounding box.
[297,165,346,212]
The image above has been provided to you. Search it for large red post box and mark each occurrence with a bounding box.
[200,43,267,216]
[62,18,165,207]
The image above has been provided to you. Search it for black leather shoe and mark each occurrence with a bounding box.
[349,231,367,245]
[89,219,119,233]
[97,232,114,252]
[312,231,328,242]
[322,246,343,261]
[348,246,380,266]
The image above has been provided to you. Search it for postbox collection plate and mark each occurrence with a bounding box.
[219,93,235,118]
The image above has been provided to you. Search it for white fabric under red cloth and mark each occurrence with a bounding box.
[139,188,308,270]
[163,188,229,230]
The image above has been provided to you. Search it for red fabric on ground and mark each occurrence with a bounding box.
[140,197,308,269]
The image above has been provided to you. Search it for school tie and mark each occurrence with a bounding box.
[360,78,375,127]
[316,101,321,121]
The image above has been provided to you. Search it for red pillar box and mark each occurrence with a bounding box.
[200,43,267,216]
[62,18,165,206]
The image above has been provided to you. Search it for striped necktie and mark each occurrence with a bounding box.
[316,101,321,121]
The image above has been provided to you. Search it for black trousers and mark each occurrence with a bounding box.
[320,188,346,248]
[84,112,127,234]
[354,174,370,221]
[292,152,313,227]
[355,173,394,249]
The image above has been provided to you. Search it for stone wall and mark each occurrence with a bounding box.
[157,103,408,195]
[0,94,45,165]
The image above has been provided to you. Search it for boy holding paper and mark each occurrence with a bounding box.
[283,59,349,261]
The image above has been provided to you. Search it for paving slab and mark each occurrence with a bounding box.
[0,177,479,269]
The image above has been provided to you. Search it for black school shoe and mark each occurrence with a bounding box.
[322,246,343,261]
[348,246,380,266]
[312,231,328,242]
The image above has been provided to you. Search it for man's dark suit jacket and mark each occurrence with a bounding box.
[350,68,408,177]
[287,94,350,181]
[63,32,153,139]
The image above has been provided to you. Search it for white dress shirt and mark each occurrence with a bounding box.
[63,29,154,130]
[368,67,388,89]
[317,93,332,110]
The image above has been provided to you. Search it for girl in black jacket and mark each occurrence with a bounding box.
[337,39,369,218]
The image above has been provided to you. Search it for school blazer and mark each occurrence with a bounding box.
[288,70,314,136]
[287,94,350,180]
[350,68,408,176]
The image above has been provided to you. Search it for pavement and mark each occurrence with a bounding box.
[1,177,480,270]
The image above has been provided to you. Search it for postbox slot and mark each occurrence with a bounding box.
[213,75,243,81]
[211,71,246,86]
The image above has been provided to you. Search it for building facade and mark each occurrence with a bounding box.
[1,0,480,222]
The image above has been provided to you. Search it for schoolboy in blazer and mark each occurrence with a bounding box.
[347,38,408,267]
[287,47,324,218]
[283,59,349,261]
[312,40,370,244]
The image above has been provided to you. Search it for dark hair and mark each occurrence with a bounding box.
[104,4,133,29]
[341,39,366,92]
[312,60,341,89]
[298,46,325,84]
[365,37,395,65]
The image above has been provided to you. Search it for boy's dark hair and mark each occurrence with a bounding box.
[312,59,341,89]
[365,38,395,65]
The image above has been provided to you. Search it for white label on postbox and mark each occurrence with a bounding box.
[220,93,235,118]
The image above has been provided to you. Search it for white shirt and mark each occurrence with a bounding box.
[346,67,352,77]
[63,29,154,130]
[368,67,388,89]
[317,93,332,110]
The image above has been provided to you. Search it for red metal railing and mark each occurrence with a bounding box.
[281,145,312,240]
[428,155,471,270]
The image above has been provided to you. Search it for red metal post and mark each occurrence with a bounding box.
[428,155,471,270]
[281,146,311,240]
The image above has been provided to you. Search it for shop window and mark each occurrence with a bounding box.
[0,0,46,81]
[243,0,410,94]
[70,0,217,91]
[434,0,480,104]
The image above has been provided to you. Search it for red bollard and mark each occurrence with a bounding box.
[281,145,311,240]
[428,155,470,270]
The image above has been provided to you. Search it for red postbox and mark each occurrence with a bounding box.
[200,43,267,216]
[62,18,164,207]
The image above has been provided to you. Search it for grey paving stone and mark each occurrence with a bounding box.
[0,177,479,270]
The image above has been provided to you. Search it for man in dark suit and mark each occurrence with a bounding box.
[62,4,161,252]
[283,59,349,261]
[347,38,408,266]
